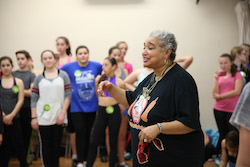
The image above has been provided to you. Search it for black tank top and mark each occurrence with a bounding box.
[0,76,19,118]
[226,148,237,163]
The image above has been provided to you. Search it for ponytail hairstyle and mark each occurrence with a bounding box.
[98,57,117,84]
[41,50,56,72]
[0,56,13,66]
[0,56,14,76]
[108,46,121,56]
[56,36,72,56]
[220,53,237,77]
[231,46,248,73]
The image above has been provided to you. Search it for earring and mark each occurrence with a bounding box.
[164,59,168,65]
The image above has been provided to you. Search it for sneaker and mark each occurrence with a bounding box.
[76,164,84,167]
[72,159,77,167]
[124,152,131,160]
[117,162,130,167]
[31,152,38,161]
[100,155,107,162]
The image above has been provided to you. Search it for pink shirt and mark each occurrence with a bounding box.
[213,72,243,113]
[124,62,133,74]
[58,56,71,69]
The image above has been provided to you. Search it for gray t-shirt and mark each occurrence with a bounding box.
[230,82,250,130]
[0,77,19,118]
[13,70,36,108]
[31,70,72,125]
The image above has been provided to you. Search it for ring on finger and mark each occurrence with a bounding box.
[143,138,148,143]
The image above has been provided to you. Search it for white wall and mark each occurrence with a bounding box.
[0,0,240,129]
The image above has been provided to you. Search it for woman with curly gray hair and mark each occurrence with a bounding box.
[97,30,204,166]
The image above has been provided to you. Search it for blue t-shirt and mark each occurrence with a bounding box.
[61,61,102,113]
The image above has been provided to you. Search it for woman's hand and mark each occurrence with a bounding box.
[213,71,220,80]
[97,81,112,96]
[138,124,160,144]
[213,93,222,100]
[54,51,61,59]
[56,112,65,125]
[3,114,14,126]
[31,118,39,131]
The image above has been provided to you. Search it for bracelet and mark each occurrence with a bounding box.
[31,117,37,119]
[157,123,162,133]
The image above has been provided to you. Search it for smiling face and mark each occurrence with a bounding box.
[56,38,69,55]
[142,36,168,69]
[0,59,13,76]
[109,49,122,63]
[41,51,56,69]
[76,48,89,66]
[16,53,30,69]
[219,57,232,73]
[118,42,128,58]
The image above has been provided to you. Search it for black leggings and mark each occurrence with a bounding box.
[87,105,121,167]
[0,118,28,167]
[19,107,32,157]
[71,112,96,163]
[39,124,63,167]
[214,109,237,153]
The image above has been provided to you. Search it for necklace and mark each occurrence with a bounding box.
[142,62,174,99]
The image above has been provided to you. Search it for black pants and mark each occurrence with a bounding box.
[87,105,121,167]
[39,124,63,167]
[71,112,96,163]
[19,107,32,157]
[0,118,28,167]
[214,109,237,153]
[99,130,107,157]
[204,142,215,163]
[66,105,75,133]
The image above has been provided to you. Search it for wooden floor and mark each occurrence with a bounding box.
[9,157,216,167]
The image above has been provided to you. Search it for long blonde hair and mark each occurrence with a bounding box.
[230,46,248,73]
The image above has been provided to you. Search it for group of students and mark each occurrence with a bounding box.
[0,37,142,167]
[0,35,193,167]
[209,43,250,167]
[0,34,249,167]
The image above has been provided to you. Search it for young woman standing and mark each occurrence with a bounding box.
[31,50,72,167]
[61,45,102,167]
[87,57,125,167]
[230,46,250,84]
[108,46,129,167]
[0,56,27,167]
[55,36,76,68]
[116,41,133,74]
[213,53,243,154]
[55,36,78,167]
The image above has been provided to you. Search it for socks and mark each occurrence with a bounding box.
[72,154,77,160]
